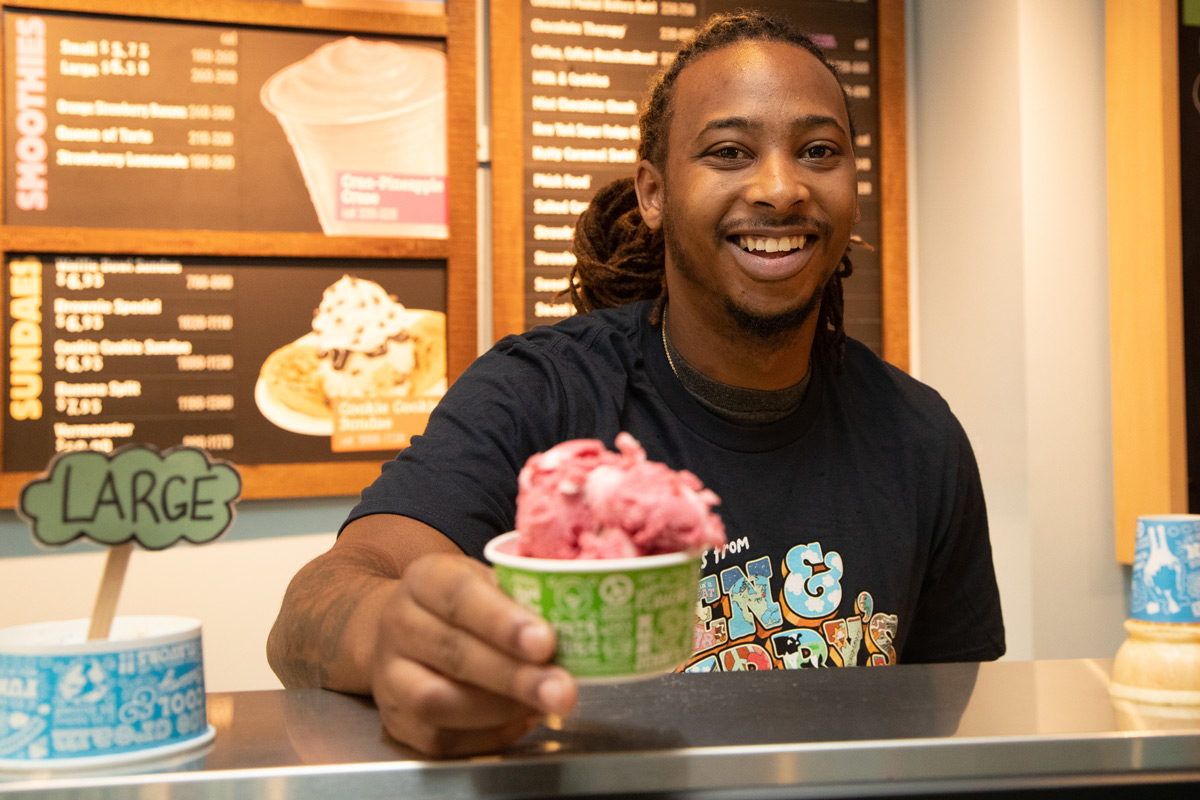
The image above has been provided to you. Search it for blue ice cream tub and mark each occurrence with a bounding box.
[1131,515,1200,624]
[0,616,214,770]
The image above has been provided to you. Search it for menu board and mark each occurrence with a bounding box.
[1180,0,1200,510]
[3,8,449,238]
[260,0,446,12]
[515,0,884,352]
[0,0,482,504]
[2,254,448,473]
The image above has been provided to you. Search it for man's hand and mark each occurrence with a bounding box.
[267,514,578,758]
[371,552,578,756]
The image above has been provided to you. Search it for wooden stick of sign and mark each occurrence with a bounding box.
[87,542,134,640]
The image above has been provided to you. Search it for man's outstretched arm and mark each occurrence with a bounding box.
[266,514,578,757]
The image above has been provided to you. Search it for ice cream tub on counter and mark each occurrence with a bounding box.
[1109,514,1200,708]
[485,433,726,682]
[0,616,214,770]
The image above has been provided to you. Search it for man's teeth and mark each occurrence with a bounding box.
[737,234,807,253]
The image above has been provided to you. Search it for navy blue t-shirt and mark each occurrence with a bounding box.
[347,301,1006,669]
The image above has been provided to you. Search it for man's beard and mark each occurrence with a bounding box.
[664,218,825,346]
[723,290,822,344]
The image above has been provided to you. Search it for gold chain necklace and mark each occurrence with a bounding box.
[661,306,680,378]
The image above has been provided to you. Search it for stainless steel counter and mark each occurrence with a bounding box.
[2,658,1199,798]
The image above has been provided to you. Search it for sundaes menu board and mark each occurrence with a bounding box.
[2,255,448,474]
[519,0,883,352]
[4,9,448,237]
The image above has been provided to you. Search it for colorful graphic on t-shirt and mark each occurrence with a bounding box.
[681,539,900,672]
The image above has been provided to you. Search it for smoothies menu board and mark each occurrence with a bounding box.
[519,0,883,352]
[4,9,448,237]
[2,254,448,473]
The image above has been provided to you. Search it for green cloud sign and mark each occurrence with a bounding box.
[18,444,242,550]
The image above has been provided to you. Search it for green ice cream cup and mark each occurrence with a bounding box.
[484,531,702,682]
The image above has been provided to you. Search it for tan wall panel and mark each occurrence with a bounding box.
[1106,0,1187,562]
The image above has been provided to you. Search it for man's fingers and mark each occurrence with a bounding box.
[376,657,535,729]
[389,713,540,760]
[403,554,557,662]
[371,552,580,756]
[386,580,577,716]
[375,658,543,758]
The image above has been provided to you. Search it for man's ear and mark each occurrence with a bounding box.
[634,159,664,231]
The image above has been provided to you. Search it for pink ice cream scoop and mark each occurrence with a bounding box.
[514,432,726,559]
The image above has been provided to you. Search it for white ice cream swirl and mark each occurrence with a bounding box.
[261,37,445,124]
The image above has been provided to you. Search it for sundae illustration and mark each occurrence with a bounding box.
[256,275,446,435]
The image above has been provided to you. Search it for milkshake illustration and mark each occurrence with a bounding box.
[261,37,447,238]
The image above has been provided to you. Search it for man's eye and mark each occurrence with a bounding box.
[710,145,745,159]
[803,144,836,159]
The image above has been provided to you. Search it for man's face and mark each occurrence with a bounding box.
[636,40,858,343]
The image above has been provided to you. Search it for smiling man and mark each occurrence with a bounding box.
[635,31,858,389]
[267,10,1005,758]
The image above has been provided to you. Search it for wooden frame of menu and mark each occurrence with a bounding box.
[0,0,477,505]
[1106,0,1188,562]
[490,0,910,372]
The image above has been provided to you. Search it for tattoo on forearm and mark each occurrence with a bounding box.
[269,563,370,690]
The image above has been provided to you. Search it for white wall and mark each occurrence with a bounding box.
[0,502,345,691]
[910,0,1127,661]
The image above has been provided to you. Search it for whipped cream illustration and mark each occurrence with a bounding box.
[310,275,411,400]
[261,37,444,124]
[312,274,411,362]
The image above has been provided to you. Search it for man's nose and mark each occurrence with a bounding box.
[744,153,810,210]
